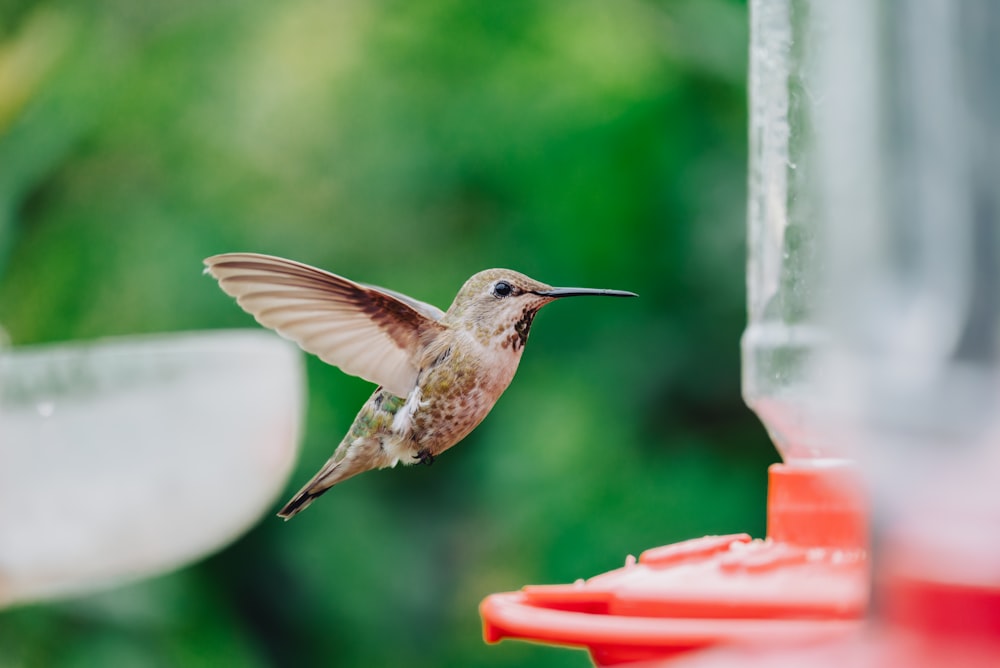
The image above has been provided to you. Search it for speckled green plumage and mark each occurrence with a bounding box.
[348,391,406,443]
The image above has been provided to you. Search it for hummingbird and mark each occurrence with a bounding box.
[203,252,636,519]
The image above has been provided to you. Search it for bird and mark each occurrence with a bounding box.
[203,252,637,519]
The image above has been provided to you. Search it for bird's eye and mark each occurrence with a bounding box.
[493,280,513,298]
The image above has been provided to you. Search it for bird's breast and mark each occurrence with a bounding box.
[411,344,519,449]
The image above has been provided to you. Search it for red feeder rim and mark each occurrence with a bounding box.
[480,462,869,666]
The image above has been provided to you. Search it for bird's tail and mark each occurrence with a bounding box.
[277,455,368,520]
[277,483,330,519]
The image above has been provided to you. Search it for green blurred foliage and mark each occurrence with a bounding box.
[0,0,774,666]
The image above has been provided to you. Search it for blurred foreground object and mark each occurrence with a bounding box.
[0,331,303,607]
[678,0,1000,665]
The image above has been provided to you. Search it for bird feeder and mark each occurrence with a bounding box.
[480,1,866,663]
[481,0,1000,665]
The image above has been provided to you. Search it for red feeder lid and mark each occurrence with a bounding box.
[480,462,869,666]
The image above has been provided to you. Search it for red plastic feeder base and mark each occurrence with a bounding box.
[661,576,1000,668]
[480,462,869,666]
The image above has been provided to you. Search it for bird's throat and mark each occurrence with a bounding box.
[510,309,536,352]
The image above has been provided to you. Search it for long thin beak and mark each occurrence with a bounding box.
[533,287,638,299]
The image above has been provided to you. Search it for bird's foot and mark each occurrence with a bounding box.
[414,448,435,466]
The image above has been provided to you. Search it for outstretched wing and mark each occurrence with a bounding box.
[204,253,446,398]
[360,284,445,321]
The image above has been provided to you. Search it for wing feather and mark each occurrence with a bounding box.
[204,253,446,397]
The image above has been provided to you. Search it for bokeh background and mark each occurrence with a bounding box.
[0,0,775,666]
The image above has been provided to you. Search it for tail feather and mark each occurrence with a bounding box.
[277,460,344,520]
[277,487,326,520]
[277,453,373,520]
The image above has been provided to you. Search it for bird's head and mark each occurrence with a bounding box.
[444,269,636,351]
